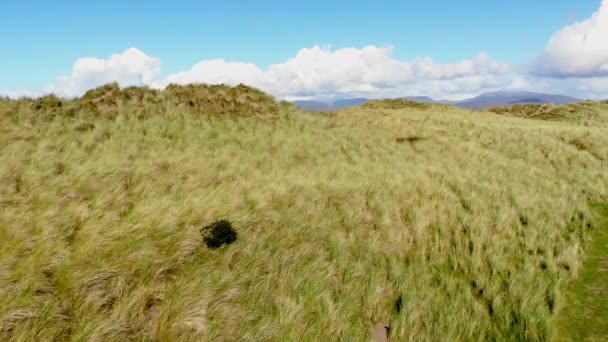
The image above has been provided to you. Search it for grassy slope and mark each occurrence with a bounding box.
[1,88,608,340]
[555,203,608,341]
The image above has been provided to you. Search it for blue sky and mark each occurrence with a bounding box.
[1,0,607,99]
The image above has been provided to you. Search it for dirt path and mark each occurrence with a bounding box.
[554,203,608,341]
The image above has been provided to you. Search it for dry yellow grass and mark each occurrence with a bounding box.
[1,85,608,340]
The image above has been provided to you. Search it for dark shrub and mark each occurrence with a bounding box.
[202,220,237,249]
[396,136,424,144]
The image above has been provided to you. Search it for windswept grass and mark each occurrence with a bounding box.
[1,86,607,340]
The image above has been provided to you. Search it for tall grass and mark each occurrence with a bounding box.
[1,85,608,340]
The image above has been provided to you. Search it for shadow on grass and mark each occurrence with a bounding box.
[555,202,608,341]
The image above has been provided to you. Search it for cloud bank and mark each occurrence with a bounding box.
[160,46,510,100]
[23,46,511,101]
[2,1,607,101]
[532,0,608,78]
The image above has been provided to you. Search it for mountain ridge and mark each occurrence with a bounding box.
[293,91,584,111]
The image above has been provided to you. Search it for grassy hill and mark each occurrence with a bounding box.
[1,84,607,340]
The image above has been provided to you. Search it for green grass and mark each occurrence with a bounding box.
[1,85,608,340]
[555,202,608,341]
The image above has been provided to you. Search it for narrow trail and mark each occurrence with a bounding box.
[555,203,608,341]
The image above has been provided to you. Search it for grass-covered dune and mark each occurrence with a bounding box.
[1,84,608,340]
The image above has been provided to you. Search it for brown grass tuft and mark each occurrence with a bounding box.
[163,83,284,117]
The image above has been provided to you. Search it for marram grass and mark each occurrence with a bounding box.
[1,85,608,341]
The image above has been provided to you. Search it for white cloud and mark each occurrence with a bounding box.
[3,46,511,101]
[47,48,161,98]
[410,53,510,80]
[159,45,510,100]
[160,60,264,89]
[532,0,608,77]
[262,46,414,95]
[6,43,601,101]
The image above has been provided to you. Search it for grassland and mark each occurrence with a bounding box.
[554,202,608,341]
[1,84,608,341]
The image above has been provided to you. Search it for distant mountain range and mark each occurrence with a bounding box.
[292,98,368,111]
[293,91,583,111]
[443,91,581,109]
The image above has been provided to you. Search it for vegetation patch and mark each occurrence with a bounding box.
[0,90,607,340]
[4,82,289,122]
[163,83,285,117]
[396,136,425,144]
[554,203,608,341]
[201,220,238,249]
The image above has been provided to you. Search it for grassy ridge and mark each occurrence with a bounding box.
[1,85,608,340]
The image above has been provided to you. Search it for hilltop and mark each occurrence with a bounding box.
[448,91,581,109]
[1,85,608,340]
[1,82,290,120]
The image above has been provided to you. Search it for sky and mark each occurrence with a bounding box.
[1,0,607,100]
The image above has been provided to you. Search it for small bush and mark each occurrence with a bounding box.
[30,95,64,117]
[396,136,424,144]
[202,220,237,249]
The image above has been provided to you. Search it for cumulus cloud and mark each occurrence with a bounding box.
[410,53,510,80]
[47,48,161,98]
[161,60,264,89]
[12,42,601,101]
[532,0,608,77]
[160,45,510,100]
[3,46,512,101]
